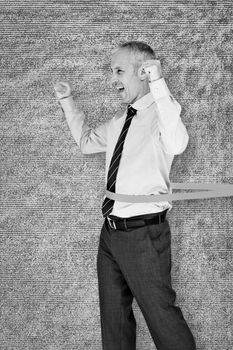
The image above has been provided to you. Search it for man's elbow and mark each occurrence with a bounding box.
[79,138,106,154]
[79,139,93,154]
[173,132,189,155]
[164,133,189,155]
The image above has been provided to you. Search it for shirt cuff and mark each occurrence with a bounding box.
[59,96,76,112]
[149,78,171,100]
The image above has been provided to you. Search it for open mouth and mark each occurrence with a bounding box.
[117,86,125,93]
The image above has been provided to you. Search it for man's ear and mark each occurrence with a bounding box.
[137,65,148,81]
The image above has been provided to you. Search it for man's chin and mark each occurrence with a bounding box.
[120,101,131,108]
[119,95,131,105]
[117,91,133,105]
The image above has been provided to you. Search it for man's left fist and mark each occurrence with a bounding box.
[141,60,163,82]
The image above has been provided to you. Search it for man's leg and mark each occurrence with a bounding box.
[97,220,136,350]
[110,218,196,350]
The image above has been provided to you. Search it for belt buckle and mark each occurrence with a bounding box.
[107,217,116,230]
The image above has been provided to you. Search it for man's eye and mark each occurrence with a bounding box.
[117,69,123,74]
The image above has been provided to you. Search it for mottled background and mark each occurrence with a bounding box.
[0,0,232,349]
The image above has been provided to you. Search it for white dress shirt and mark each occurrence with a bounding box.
[60,78,189,218]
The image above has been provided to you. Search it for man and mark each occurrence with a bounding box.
[54,41,196,350]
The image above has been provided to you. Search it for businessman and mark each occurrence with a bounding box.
[54,41,196,350]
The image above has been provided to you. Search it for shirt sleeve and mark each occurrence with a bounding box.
[80,120,110,154]
[149,78,189,155]
[60,96,109,154]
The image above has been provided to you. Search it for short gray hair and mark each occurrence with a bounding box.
[115,41,156,72]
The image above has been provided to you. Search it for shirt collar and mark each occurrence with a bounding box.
[115,92,154,120]
[131,92,154,111]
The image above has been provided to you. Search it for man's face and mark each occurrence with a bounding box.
[110,48,145,105]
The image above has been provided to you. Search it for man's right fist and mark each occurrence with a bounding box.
[54,81,72,100]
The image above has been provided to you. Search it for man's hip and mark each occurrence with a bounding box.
[106,209,168,231]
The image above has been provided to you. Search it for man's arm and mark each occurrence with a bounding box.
[142,61,189,155]
[54,81,109,154]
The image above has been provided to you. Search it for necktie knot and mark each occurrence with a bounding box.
[127,105,137,118]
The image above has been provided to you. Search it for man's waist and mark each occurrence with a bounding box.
[107,210,168,231]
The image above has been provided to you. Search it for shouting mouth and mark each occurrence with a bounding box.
[116,86,125,94]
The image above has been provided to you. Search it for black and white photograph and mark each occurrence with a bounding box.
[1,1,232,349]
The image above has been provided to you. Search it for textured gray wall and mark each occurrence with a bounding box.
[1,0,232,349]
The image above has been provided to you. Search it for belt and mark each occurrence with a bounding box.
[107,210,167,231]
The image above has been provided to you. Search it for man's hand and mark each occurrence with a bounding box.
[54,81,72,100]
[141,60,163,82]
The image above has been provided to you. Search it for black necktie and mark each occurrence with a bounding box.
[102,105,137,217]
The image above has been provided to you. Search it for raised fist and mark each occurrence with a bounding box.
[141,60,163,82]
[54,81,72,100]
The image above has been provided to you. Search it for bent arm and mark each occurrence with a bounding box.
[60,96,109,154]
[150,79,189,155]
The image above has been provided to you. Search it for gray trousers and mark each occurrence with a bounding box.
[97,214,196,350]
